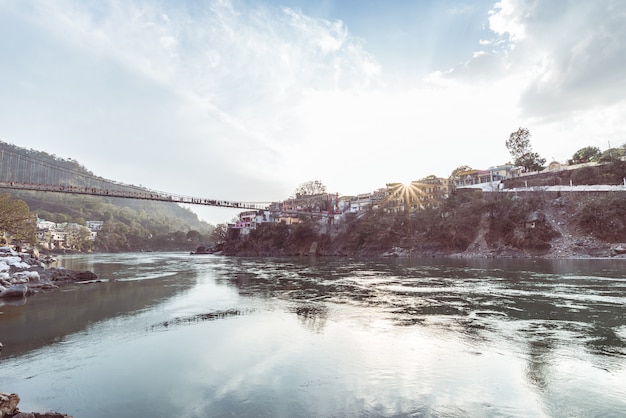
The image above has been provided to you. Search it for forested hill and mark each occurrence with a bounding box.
[0,140,214,252]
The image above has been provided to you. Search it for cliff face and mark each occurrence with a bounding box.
[223,191,626,259]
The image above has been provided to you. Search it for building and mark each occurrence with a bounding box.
[453,169,493,187]
[36,218,99,250]
[228,210,275,234]
[385,176,451,213]
[488,165,522,180]
[280,193,339,216]
[453,165,522,190]
[86,220,104,231]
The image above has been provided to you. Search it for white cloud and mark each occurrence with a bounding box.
[483,0,626,118]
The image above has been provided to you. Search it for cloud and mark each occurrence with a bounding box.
[1,0,625,224]
[452,0,626,120]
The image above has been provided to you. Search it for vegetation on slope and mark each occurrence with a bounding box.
[224,189,625,258]
[0,140,216,252]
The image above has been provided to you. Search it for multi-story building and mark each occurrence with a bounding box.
[345,188,385,213]
[453,165,522,189]
[36,218,98,250]
[280,193,339,216]
[385,176,451,212]
[228,210,275,234]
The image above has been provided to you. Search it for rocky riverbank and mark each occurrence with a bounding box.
[0,393,71,418]
[0,248,97,299]
[222,192,626,259]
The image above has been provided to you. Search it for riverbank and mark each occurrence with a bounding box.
[222,191,626,259]
[0,393,72,418]
[0,247,98,299]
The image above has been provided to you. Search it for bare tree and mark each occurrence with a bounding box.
[211,224,228,242]
[292,180,329,217]
[294,180,327,196]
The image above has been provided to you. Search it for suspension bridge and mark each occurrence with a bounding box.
[0,145,271,211]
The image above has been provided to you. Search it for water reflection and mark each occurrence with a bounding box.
[1,254,625,417]
[214,257,626,359]
[0,254,198,358]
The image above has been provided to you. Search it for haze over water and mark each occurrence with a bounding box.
[1,253,625,417]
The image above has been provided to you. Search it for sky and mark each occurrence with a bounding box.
[1,0,625,224]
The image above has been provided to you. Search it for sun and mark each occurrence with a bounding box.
[386,181,428,212]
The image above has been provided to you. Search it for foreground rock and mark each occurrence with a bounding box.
[0,393,72,418]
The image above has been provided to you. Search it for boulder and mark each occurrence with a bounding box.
[0,284,28,298]
[0,392,20,417]
[609,244,626,256]
[43,269,97,283]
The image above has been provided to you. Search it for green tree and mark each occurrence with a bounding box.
[449,165,472,180]
[505,127,546,172]
[598,146,625,163]
[569,146,601,165]
[75,226,93,252]
[186,230,202,242]
[0,193,37,245]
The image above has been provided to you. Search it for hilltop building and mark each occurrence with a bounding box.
[452,165,522,190]
[228,210,275,234]
[385,176,451,213]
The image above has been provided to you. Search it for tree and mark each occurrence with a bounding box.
[598,146,625,163]
[569,146,601,165]
[186,230,202,242]
[75,226,94,252]
[0,193,36,245]
[505,128,546,172]
[449,165,472,180]
[292,180,330,217]
[211,224,228,242]
[294,180,327,196]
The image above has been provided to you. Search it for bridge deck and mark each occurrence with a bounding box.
[0,181,268,210]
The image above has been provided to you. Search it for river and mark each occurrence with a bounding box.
[1,253,625,417]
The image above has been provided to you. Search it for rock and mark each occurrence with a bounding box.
[0,284,28,299]
[0,392,72,418]
[0,392,20,417]
[45,269,97,283]
[12,271,41,283]
[610,245,626,256]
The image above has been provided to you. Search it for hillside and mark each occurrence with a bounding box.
[223,188,626,259]
[0,140,214,252]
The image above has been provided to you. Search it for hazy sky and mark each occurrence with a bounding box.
[1,0,625,224]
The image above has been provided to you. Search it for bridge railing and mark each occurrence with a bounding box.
[0,181,271,210]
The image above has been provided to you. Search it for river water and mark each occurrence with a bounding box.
[1,253,625,417]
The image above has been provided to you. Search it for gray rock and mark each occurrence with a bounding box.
[0,284,28,298]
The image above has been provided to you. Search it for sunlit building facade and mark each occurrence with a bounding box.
[385,175,451,213]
